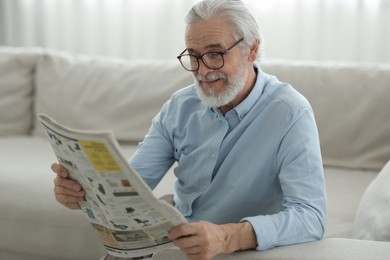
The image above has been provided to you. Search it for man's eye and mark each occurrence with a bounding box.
[207,53,221,59]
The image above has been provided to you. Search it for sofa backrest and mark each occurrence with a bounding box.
[262,61,390,171]
[1,46,388,171]
[32,50,193,142]
[0,46,41,135]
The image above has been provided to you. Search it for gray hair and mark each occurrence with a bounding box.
[185,0,263,60]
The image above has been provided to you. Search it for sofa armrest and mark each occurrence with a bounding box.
[152,238,390,260]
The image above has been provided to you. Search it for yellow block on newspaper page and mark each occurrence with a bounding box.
[79,140,121,173]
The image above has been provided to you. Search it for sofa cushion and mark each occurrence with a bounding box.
[33,50,193,142]
[261,61,390,171]
[351,160,390,241]
[0,46,40,135]
[0,136,106,259]
[323,167,377,239]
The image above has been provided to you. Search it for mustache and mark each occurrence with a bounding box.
[196,72,227,82]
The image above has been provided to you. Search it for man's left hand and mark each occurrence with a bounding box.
[168,221,257,260]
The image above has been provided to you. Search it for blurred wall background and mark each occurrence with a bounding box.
[0,0,389,63]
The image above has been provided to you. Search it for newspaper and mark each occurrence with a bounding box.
[38,113,187,258]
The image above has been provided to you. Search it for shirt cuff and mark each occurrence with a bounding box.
[241,215,278,251]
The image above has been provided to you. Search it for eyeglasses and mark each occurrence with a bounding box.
[177,37,244,72]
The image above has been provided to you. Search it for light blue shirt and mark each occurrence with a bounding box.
[130,67,327,250]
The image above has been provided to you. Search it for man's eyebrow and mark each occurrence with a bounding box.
[205,43,223,49]
[187,43,224,54]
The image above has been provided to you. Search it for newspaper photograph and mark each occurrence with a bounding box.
[38,113,187,258]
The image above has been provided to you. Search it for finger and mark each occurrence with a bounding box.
[54,175,83,192]
[64,202,82,210]
[51,162,69,178]
[54,183,84,198]
[172,234,200,250]
[55,194,82,210]
[55,192,83,204]
[54,185,84,210]
[169,223,196,240]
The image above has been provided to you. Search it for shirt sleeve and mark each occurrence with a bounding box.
[129,101,175,190]
[242,107,327,250]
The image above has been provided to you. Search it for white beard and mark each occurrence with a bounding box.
[193,64,249,108]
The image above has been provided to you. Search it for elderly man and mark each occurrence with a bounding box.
[52,0,327,259]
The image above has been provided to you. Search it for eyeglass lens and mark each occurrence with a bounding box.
[180,52,224,71]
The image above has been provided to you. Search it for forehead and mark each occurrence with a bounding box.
[186,17,235,51]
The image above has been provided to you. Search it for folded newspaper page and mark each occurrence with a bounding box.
[38,113,187,258]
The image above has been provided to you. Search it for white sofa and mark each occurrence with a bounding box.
[0,46,389,260]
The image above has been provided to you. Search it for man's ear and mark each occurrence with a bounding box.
[248,39,259,62]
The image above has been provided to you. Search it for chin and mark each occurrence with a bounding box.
[197,87,234,107]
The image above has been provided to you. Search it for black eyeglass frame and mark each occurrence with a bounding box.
[177,37,244,72]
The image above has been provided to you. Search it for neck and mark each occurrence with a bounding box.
[219,66,257,115]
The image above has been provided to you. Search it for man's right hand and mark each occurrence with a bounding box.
[51,162,85,210]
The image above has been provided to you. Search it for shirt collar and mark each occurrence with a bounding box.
[211,65,265,119]
[234,66,264,119]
